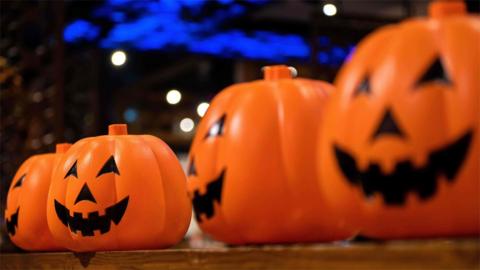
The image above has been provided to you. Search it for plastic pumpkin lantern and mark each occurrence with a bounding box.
[5,144,71,251]
[318,0,479,238]
[46,124,191,251]
[187,65,352,244]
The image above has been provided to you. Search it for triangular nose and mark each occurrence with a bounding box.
[188,158,197,176]
[74,183,97,204]
[372,109,405,140]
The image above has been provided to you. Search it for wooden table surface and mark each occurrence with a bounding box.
[1,239,478,270]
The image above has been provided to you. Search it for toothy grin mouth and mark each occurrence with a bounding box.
[334,131,472,205]
[54,197,129,236]
[191,170,224,223]
[5,207,19,236]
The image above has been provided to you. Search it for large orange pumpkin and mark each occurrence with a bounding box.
[46,124,191,251]
[187,65,352,244]
[5,144,71,251]
[318,1,479,238]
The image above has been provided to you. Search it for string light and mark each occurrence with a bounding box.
[166,89,182,105]
[111,50,127,66]
[196,102,210,117]
[323,3,337,16]
[180,118,195,132]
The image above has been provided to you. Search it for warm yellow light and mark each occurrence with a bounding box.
[323,3,337,16]
[111,50,127,66]
[166,89,182,105]
[196,102,210,117]
[180,118,195,132]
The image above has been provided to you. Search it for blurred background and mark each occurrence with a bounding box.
[1,0,479,251]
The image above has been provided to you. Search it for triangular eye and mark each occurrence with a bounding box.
[416,57,452,87]
[353,77,371,97]
[13,174,26,188]
[188,158,197,176]
[97,156,120,177]
[64,161,78,179]
[205,114,226,139]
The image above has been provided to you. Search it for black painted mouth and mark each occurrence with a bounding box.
[5,207,19,236]
[54,197,129,236]
[334,131,472,205]
[191,170,224,223]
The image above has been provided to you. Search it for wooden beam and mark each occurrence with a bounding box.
[1,239,478,270]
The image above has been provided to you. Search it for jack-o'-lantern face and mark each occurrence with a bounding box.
[188,65,352,244]
[187,114,226,222]
[318,1,479,238]
[333,55,474,204]
[5,174,24,236]
[47,124,191,251]
[5,144,70,251]
[53,156,129,236]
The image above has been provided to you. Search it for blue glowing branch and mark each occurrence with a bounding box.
[64,0,355,65]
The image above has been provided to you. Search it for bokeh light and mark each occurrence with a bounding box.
[111,50,127,66]
[196,102,210,117]
[323,3,337,16]
[180,118,195,133]
[166,89,182,105]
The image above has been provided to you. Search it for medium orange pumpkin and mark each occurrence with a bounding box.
[187,65,352,244]
[5,144,71,251]
[46,124,191,251]
[318,1,479,238]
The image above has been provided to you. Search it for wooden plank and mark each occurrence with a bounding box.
[1,239,478,270]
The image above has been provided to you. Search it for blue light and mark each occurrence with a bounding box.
[330,46,349,65]
[318,52,329,64]
[64,20,100,42]
[188,30,309,61]
[108,0,130,5]
[64,0,354,66]
[318,36,330,46]
[123,108,139,123]
[111,12,126,22]
[332,46,346,57]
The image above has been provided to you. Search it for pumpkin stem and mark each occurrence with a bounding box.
[109,124,128,135]
[429,0,466,18]
[56,143,72,153]
[262,65,295,80]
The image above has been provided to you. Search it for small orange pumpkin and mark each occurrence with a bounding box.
[46,124,191,251]
[5,144,71,251]
[318,1,479,238]
[188,65,352,244]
